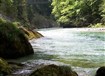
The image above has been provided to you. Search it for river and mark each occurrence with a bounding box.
[17,28,105,76]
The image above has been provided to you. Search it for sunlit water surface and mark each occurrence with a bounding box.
[18,28,105,76]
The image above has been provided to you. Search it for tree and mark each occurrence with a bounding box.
[52,0,103,27]
[0,0,14,17]
[79,0,102,24]
[0,0,56,28]
[100,0,105,24]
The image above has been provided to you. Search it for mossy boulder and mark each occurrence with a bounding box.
[0,58,12,75]
[0,19,34,59]
[30,64,78,76]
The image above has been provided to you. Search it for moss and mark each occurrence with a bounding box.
[0,18,6,24]
[30,64,78,76]
[0,58,12,75]
[0,18,34,59]
[0,58,25,75]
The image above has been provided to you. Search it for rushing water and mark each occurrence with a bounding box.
[17,28,105,76]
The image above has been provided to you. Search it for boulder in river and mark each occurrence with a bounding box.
[30,64,78,76]
[0,18,34,59]
[95,66,105,76]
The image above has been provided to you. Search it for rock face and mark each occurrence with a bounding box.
[0,19,34,59]
[19,27,43,40]
[30,64,78,76]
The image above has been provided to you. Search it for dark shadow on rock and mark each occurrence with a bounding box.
[95,66,105,76]
[0,20,34,59]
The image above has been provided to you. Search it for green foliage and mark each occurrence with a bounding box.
[52,0,104,27]
[0,0,54,28]
[100,0,105,24]
[89,23,105,28]
[0,0,29,24]
[1,0,105,27]
[12,22,21,27]
[52,0,83,26]
[0,18,6,23]
[0,0,14,17]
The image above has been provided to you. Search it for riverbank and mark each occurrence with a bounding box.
[60,28,105,32]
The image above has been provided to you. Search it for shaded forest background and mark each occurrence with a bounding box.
[0,0,105,28]
[0,0,57,29]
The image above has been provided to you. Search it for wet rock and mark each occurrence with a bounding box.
[0,58,12,75]
[95,66,105,76]
[0,58,26,76]
[30,64,78,76]
[0,19,34,59]
[19,26,43,40]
